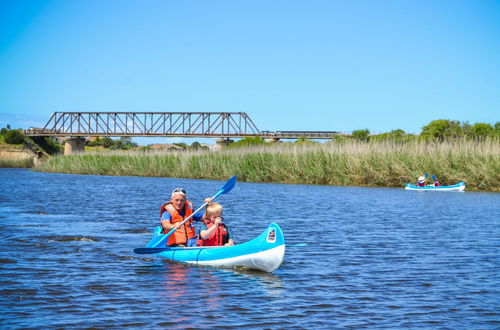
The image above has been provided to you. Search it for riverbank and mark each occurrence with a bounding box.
[34,140,500,191]
[0,144,36,168]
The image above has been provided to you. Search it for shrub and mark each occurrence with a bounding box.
[4,130,25,144]
[351,129,370,142]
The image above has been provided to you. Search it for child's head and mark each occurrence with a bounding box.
[206,202,223,219]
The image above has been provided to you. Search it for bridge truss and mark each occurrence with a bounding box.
[26,112,340,139]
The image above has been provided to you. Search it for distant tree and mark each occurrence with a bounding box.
[390,129,406,139]
[421,119,462,141]
[116,137,138,150]
[4,130,25,144]
[229,137,266,148]
[87,136,102,147]
[101,137,115,148]
[331,134,346,143]
[494,122,500,138]
[191,141,202,150]
[0,127,8,135]
[461,121,472,138]
[351,129,370,142]
[33,137,61,155]
[174,142,188,150]
[470,123,493,140]
[294,136,318,145]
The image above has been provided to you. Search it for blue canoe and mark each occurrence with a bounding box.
[135,222,285,272]
[405,181,465,191]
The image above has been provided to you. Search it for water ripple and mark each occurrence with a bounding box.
[0,169,499,328]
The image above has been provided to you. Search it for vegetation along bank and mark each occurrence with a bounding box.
[2,120,500,191]
[35,139,500,192]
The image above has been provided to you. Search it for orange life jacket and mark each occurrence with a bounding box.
[197,219,229,246]
[160,201,195,246]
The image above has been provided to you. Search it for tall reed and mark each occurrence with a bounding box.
[0,158,34,168]
[35,139,500,191]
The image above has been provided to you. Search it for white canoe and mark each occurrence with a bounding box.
[405,182,465,191]
[135,222,285,272]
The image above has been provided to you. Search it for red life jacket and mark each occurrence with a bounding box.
[160,201,195,246]
[197,219,229,246]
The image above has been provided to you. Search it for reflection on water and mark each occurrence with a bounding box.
[0,168,499,328]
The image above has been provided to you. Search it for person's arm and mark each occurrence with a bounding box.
[199,218,221,239]
[192,211,205,222]
[224,227,234,246]
[160,213,181,231]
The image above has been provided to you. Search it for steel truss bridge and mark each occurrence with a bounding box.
[25,112,340,139]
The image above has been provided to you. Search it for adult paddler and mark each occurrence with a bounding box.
[160,187,212,247]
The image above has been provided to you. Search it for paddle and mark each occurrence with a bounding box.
[135,247,176,254]
[431,174,440,186]
[145,175,237,249]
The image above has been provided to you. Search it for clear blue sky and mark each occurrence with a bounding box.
[1,0,499,144]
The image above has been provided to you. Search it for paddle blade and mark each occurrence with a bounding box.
[134,247,171,254]
[213,175,237,198]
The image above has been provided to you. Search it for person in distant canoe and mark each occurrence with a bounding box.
[416,176,427,187]
[198,202,234,247]
[160,188,212,247]
[432,175,441,187]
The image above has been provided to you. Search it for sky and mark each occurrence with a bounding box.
[0,0,499,145]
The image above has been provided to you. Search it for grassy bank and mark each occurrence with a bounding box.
[0,158,34,168]
[35,140,500,191]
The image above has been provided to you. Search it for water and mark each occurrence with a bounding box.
[0,168,498,328]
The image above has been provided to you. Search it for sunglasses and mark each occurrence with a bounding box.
[172,188,186,195]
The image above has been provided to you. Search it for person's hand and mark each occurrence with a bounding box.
[204,197,213,204]
[214,217,222,226]
[175,222,182,229]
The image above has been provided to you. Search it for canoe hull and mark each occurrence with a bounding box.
[405,182,465,191]
[144,222,285,272]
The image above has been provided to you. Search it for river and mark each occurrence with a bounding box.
[0,168,498,328]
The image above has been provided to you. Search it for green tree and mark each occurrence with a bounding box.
[0,128,8,135]
[4,130,25,144]
[294,136,318,145]
[101,137,115,148]
[470,123,493,140]
[87,136,102,147]
[351,129,370,142]
[32,137,61,155]
[229,137,266,148]
[494,122,500,138]
[191,141,202,150]
[115,137,138,150]
[421,119,462,141]
[174,142,188,150]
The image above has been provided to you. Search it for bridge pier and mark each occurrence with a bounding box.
[64,137,86,155]
[215,138,233,151]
